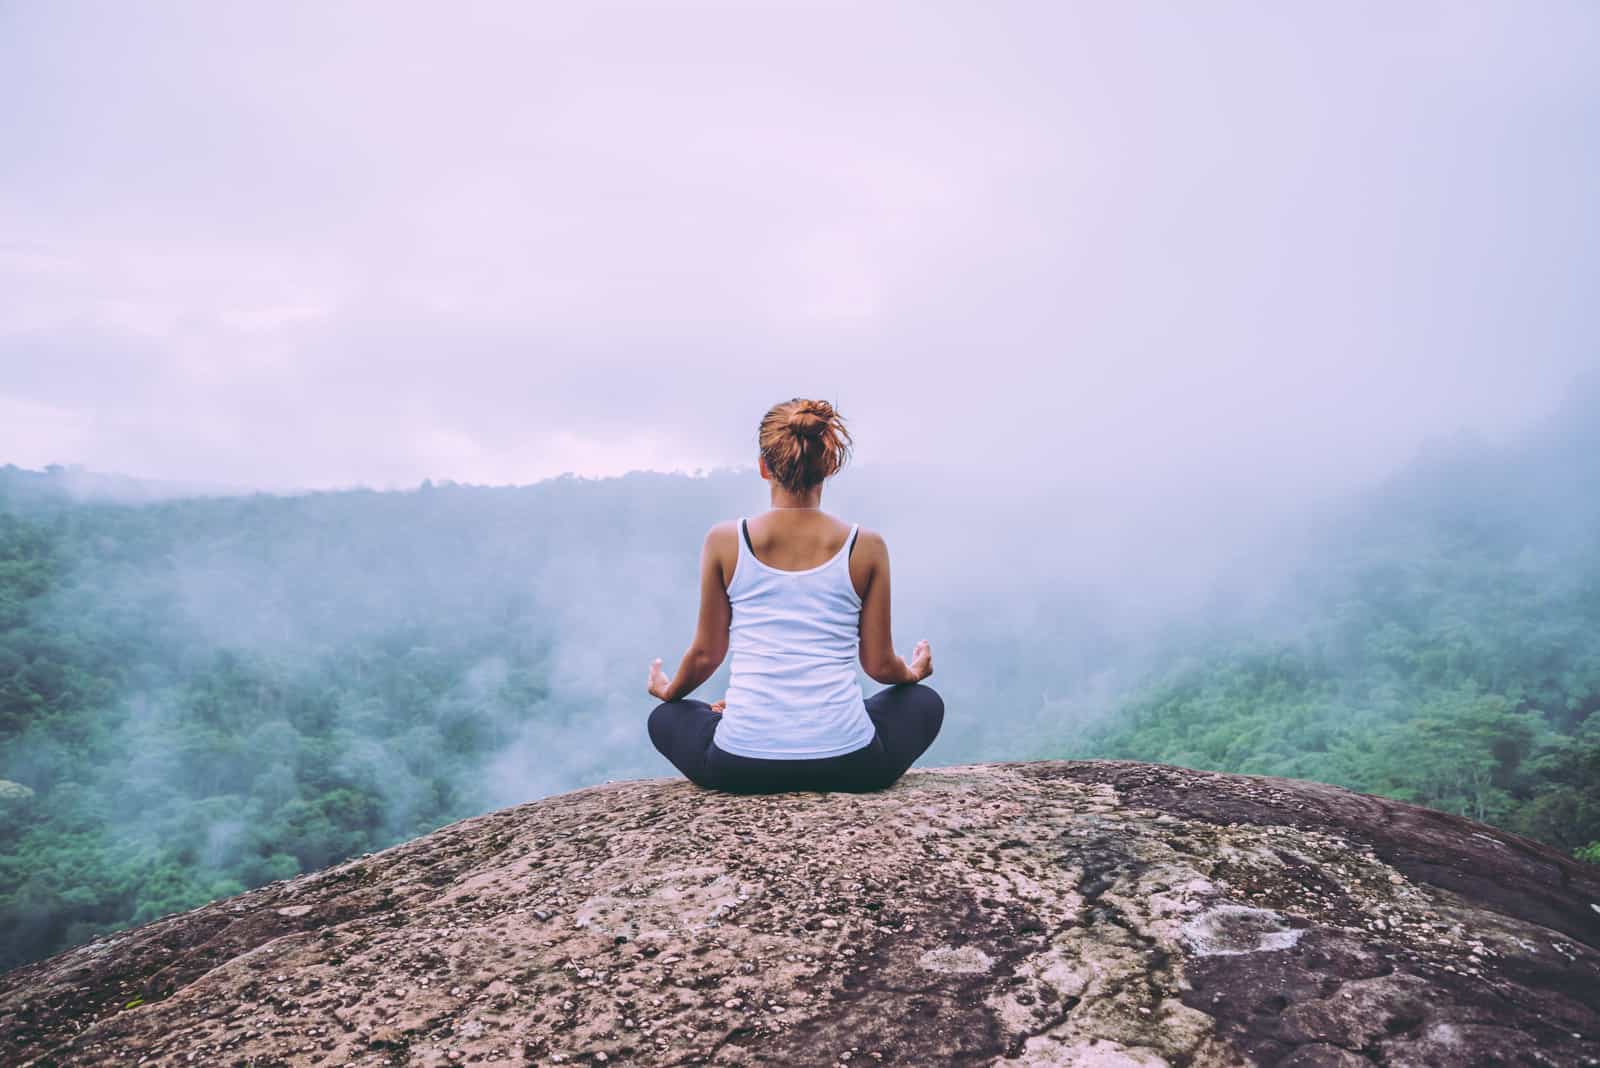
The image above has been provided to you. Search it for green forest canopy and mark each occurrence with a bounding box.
[2,392,1598,972]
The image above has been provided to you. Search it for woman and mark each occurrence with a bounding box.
[646,397,943,794]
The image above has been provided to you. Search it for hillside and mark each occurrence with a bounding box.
[2,761,1596,1067]
[3,389,1600,976]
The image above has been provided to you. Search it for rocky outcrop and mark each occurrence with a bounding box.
[2,760,1597,1066]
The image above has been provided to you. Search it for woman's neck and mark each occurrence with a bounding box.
[769,489,822,511]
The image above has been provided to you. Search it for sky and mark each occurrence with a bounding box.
[2,0,1597,497]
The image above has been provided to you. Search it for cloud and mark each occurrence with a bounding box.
[1,1,1596,492]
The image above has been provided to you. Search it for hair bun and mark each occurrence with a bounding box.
[786,402,833,438]
[758,397,853,492]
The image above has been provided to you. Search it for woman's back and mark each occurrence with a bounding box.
[645,396,940,794]
[711,512,878,759]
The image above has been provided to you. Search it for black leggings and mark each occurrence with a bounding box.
[648,684,944,794]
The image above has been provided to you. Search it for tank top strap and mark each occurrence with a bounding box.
[731,516,751,587]
[837,522,862,603]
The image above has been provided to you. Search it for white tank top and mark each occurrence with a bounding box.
[711,516,878,759]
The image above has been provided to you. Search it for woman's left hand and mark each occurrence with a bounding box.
[647,657,672,701]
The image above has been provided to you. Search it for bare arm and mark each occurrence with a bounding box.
[855,529,933,686]
[648,524,734,702]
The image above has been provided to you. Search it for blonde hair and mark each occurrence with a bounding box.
[757,398,853,493]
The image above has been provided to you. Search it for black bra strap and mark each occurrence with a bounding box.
[743,518,858,562]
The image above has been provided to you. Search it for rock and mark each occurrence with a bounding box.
[1181,904,1304,956]
[0,760,1597,1066]
[916,945,995,975]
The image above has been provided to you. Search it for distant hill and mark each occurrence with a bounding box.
[0,464,254,506]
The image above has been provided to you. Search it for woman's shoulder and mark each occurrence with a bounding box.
[851,523,885,548]
[848,525,888,569]
[700,521,743,585]
[703,519,742,550]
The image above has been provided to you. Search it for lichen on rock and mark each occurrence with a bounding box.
[1,760,1596,1066]
[1181,905,1304,957]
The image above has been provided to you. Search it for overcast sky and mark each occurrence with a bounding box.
[2,1,1596,495]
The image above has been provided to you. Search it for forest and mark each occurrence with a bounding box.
[2,390,1597,972]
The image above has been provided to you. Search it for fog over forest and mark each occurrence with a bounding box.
[3,374,1599,969]
[4,1,1600,974]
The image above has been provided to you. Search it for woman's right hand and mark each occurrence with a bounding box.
[909,639,933,682]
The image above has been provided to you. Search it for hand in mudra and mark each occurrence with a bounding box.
[647,657,671,701]
[910,639,933,682]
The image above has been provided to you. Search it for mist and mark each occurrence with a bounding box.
[4,371,1600,969]
[3,2,1595,498]
[4,1,1600,971]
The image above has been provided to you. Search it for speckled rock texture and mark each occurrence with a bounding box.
[2,760,1598,1067]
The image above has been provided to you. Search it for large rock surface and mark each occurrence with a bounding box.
[2,760,1598,1067]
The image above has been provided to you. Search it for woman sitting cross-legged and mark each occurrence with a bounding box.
[646,396,944,794]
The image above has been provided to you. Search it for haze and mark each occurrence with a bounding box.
[8,4,1600,977]
[3,1,1595,501]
